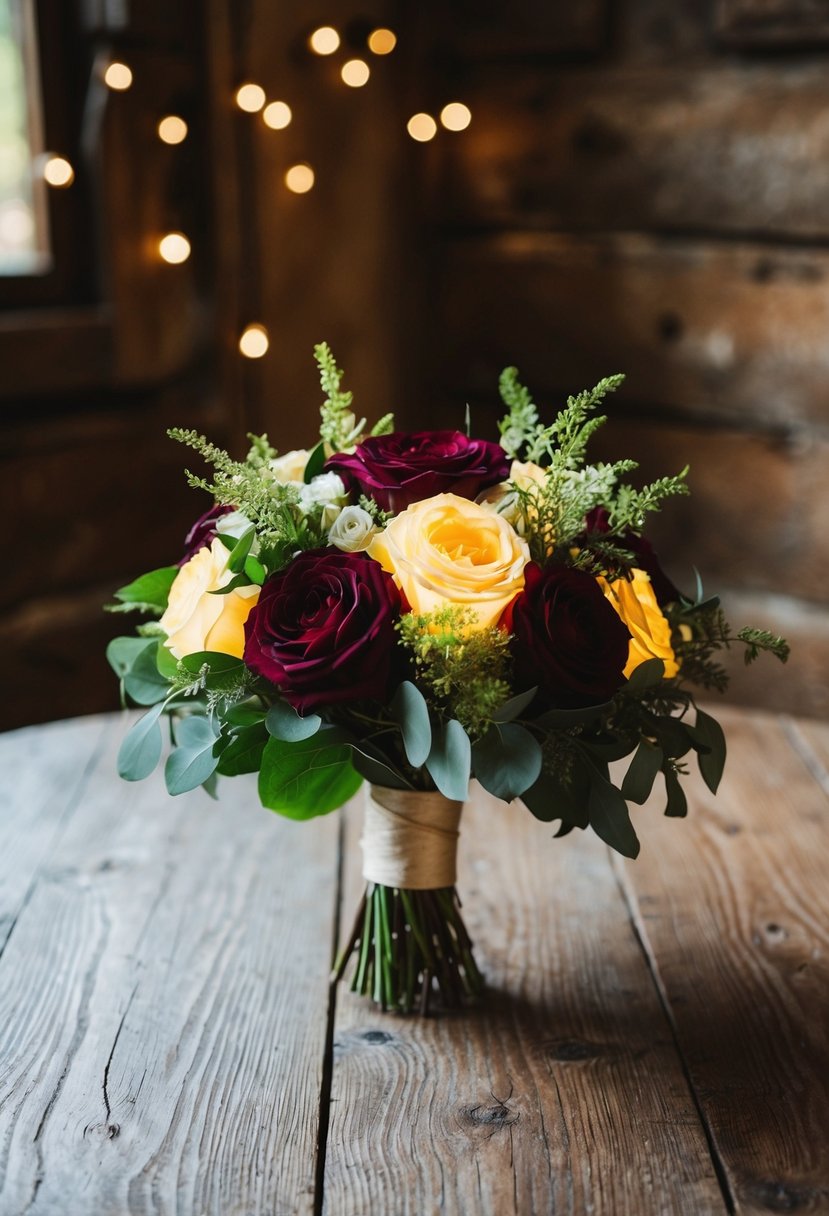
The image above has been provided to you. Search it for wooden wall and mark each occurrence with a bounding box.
[414,0,829,717]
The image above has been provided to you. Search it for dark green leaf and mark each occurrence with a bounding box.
[651,714,695,760]
[118,703,164,781]
[303,441,326,483]
[111,566,178,615]
[258,735,362,819]
[426,719,471,801]
[534,700,613,730]
[217,722,268,776]
[582,736,638,763]
[217,533,236,552]
[472,723,542,802]
[124,644,172,705]
[106,636,152,678]
[209,573,250,595]
[663,765,688,818]
[389,681,432,767]
[265,699,322,742]
[691,706,727,794]
[224,702,266,728]
[179,651,245,690]
[491,686,538,723]
[164,716,221,795]
[227,526,255,574]
[625,658,665,693]
[587,769,640,859]
[621,741,664,805]
[521,764,589,828]
[349,742,413,790]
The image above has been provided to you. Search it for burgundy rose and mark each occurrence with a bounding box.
[506,562,631,708]
[584,506,680,607]
[243,549,403,712]
[325,430,509,513]
[179,504,233,566]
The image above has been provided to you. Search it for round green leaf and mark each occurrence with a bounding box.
[390,681,432,768]
[265,700,322,742]
[118,704,164,781]
[258,735,362,819]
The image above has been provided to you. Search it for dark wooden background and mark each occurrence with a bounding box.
[2,0,827,731]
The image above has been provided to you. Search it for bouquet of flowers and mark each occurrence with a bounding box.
[107,343,788,1014]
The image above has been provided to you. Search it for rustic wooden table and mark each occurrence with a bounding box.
[1,706,827,1215]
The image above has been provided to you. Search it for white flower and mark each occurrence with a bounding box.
[298,472,347,513]
[215,510,255,540]
[269,449,310,484]
[328,505,378,552]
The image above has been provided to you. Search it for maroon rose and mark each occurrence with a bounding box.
[179,504,233,566]
[243,550,403,712]
[584,506,680,608]
[505,562,631,708]
[325,430,509,513]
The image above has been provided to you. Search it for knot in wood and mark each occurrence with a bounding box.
[361,1030,393,1046]
[546,1038,601,1062]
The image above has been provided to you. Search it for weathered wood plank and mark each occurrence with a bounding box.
[437,232,829,429]
[615,707,829,1214]
[440,65,829,237]
[0,714,339,1215]
[324,787,727,1215]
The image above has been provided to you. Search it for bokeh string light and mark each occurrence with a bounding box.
[285,163,315,193]
[309,26,340,54]
[407,113,437,142]
[367,28,396,55]
[235,83,266,112]
[440,102,472,131]
[341,59,370,88]
[42,155,74,187]
[103,61,133,90]
[158,232,191,264]
[239,324,270,358]
[158,115,188,144]
[263,100,292,130]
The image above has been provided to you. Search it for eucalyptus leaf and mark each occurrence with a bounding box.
[690,706,727,795]
[258,735,362,819]
[124,644,172,705]
[390,681,432,768]
[265,699,322,742]
[491,687,538,724]
[625,658,665,693]
[587,769,640,859]
[117,703,164,781]
[165,716,221,795]
[106,636,152,678]
[620,741,664,805]
[534,699,613,730]
[426,719,471,801]
[110,566,178,615]
[350,747,413,791]
[472,723,542,802]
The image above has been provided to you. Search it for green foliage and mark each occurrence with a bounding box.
[315,341,364,452]
[397,606,513,738]
[258,732,363,818]
[736,627,790,665]
[497,366,539,458]
[425,719,471,800]
[165,715,221,795]
[106,566,178,616]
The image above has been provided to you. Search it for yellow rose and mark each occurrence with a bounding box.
[598,568,679,679]
[367,492,529,629]
[269,449,310,484]
[160,537,260,659]
[510,459,547,492]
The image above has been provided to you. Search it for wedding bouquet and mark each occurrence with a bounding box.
[107,343,788,1013]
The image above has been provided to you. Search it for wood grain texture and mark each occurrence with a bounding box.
[0,714,339,1216]
[436,232,829,429]
[615,707,829,1213]
[439,65,829,237]
[324,787,726,1215]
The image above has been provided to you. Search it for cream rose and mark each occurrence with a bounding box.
[269,449,310,484]
[367,492,530,629]
[328,505,378,552]
[160,537,260,660]
[598,568,679,679]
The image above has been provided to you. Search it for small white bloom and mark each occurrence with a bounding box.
[298,472,347,512]
[328,505,378,552]
[320,502,343,530]
[215,510,255,540]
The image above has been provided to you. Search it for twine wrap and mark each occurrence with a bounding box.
[361,784,463,890]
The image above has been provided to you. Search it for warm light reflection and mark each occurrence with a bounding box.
[104,61,133,90]
[285,163,315,193]
[235,83,266,112]
[263,100,292,130]
[42,155,74,187]
[341,59,370,88]
[367,27,396,55]
[239,324,269,358]
[309,26,340,54]
[440,102,472,131]
[158,232,191,264]
[158,115,188,144]
[406,113,437,142]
